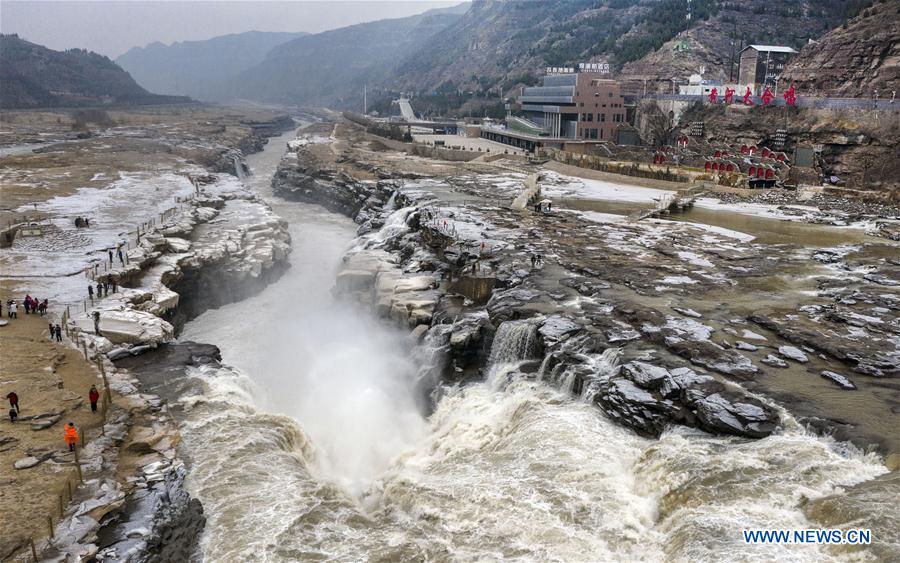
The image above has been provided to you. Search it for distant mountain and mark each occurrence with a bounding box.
[780,1,900,97]
[233,4,468,107]
[0,34,187,109]
[116,31,307,101]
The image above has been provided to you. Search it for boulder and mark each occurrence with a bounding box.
[538,315,582,345]
[30,414,61,430]
[779,345,809,363]
[14,456,42,469]
[762,354,789,368]
[820,370,857,390]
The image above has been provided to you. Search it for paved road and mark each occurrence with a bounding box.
[650,93,899,110]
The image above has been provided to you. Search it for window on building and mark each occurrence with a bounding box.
[600,129,604,139]
[589,128,598,140]
[609,92,613,97]
[586,113,593,122]
[600,113,605,122]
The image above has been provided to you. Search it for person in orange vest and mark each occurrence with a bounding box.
[89,385,100,413]
[64,422,78,452]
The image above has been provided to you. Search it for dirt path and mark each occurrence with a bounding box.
[0,298,104,559]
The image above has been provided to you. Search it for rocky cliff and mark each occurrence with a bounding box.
[619,0,867,89]
[673,102,899,194]
[780,0,900,97]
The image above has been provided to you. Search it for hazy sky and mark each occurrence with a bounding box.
[1,0,464,58]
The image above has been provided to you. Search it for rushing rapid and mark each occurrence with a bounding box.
[175,131,891,562]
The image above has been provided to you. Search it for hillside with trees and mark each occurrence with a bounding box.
[0,34,187,109]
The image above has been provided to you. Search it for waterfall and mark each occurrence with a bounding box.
[489,320,539,364]
[581,348,622,402]
[414,324,452,408]
[233,155,247,180]
[385,190,398,211]
[368,205,416,245]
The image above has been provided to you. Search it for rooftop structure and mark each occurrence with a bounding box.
[739,45,798,90]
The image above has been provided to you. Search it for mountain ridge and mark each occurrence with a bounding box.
[116,30,308,101]
[0,34,188,109]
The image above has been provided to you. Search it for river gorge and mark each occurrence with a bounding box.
[173,124,897,561]
[2,113,897,562]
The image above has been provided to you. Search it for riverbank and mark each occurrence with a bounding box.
[0,106,294,560]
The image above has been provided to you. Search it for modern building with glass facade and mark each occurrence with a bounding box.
[517,66,626,141]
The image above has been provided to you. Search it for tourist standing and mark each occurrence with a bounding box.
[8,301,17,319]
[96,281,103,298]
[54,324,63,342]
[24,295,31,314]
[88,385,100,413]
[93,311,101,335]
[8,407,17,423]
[49,322,55,338]
[64,423,78,452]
[6,391,19,412]
[88,284,94,299]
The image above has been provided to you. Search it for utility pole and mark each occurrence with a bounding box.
[728,21,737,82]
[363,84,367,115]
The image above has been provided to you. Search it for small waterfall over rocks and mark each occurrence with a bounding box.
[489,319,540,365]
[233,154,248,180]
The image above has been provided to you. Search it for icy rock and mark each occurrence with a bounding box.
[735,341,759,351]
[30,414,61,430]
[820,370,857,390]
[762,354,789,368]
[778,345,809,363]
[538,315,581,345]
[672,306,702,318]
[107,348,131,360]
[394,275,438,293]
[165,237,192,253]
[14,456,42,469]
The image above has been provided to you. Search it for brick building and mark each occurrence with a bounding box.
[517,65,626,141]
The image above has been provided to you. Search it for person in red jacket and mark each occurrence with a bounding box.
[89,385,100,413]
[6,391,19,413]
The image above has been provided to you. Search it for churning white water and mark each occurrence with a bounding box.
[175,131,891,562]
